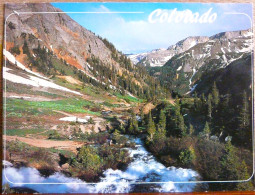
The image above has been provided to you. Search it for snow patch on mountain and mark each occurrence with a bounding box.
[3,67,82,95]
[4,49,48,80]
[127,53,149,64]
[177,66,182,71]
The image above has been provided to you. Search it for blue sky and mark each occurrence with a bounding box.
[52,3,252,54]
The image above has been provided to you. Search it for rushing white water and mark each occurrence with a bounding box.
[2,138,199,193]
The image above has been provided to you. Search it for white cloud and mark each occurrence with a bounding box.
[79,5,252,54]
[98,11,217,53]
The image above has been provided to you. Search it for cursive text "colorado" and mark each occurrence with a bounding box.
[148,8,217,24]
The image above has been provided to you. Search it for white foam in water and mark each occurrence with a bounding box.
[2,138,199,193]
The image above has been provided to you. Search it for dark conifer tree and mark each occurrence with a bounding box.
[203,121,211,139]
[189,124,194,136]
[158,109,166,134]
[147,111,156,140]
[212,82,220,106]
[207,94,213,119]
[238,91,249,129]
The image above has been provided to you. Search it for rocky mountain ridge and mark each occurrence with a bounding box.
[128,36,209,67]
[128,30,252,70]
[153,29,253,95]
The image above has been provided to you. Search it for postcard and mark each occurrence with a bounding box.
[2,2,254,193]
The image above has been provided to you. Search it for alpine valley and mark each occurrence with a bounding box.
[2,3,254,194]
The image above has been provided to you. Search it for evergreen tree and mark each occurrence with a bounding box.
[189,124,194,136]
[212,82,220,106]
[179,146,196,166]
[113,129,121,143]
[77,146,102,172]
[217,138,253,190]
[175,99,181,114]
[207,94,213,119]
[140,109,145,126]
[147,112,156,140]
[236,161,253,191]
[158,109,166,134]
[203,121,211,139]
[220,140,253,190]
[239,91,250,129]
[237,91,251,146]
[132,113,139,133]
[220,140,239,182]
[216,94,231,136]
[194,92,200,111]
[150,130,166,154]
[201,93,206,105]
[127,112,139,134]
[179,114,187,137]
[172,100,187,137]
[23,40,30,56]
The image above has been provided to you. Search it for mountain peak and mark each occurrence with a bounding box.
[128,35,209,67]
[167,36,209,51]
[210,29,252,40]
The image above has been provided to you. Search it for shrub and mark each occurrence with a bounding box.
[88,117,95,124]
[195,138,224,181]
[10,46,20,55]
[48,130,64,140]
[77,146,103,172]
[179,146,196,167]
[87,132,109,144]
[99,145,131,170]
[149,132,166,155]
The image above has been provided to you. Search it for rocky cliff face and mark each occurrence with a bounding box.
[5,3,116,71]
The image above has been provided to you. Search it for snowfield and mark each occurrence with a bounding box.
[127,52,148,64]
[3,49,84,95]
[9,95,32,99]
[4,49,48,80]
[177,66,182,71]
[4,50,127,97]
[3,67,82,95]
[59,116,91,123]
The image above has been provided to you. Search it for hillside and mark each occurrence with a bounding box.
[5,3,164,100]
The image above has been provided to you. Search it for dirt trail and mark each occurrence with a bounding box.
[4,135,84,153]
[53,110,73,117]
[26,129,50,138]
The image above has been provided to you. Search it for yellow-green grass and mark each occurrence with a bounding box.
[5,98,101,116]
